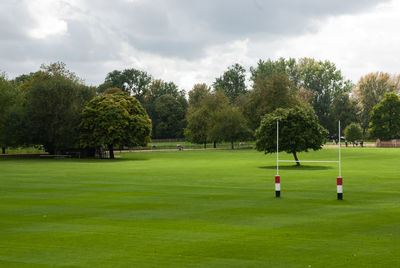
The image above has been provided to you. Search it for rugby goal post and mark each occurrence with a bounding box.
[275,121,343,200]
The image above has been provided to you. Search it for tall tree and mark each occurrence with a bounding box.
[98,68,152,102]
[143,79,187,138]
[344,123,362,144]
[185,84,212,147]
[0,73,16,153]
[250,58,300,87]
[188,83,211,107]
[22,63,96,154]
[330,93,359,136]
[207,92,250,149]
[152,94,186,139]
[213,63,247,103]
[255,105,328,166]
[353,72,400,134]
[369,92,400,141]
[244,73,298,130]
[80,91,152,159]
[297,58,353,134]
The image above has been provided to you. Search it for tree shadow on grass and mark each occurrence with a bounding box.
[0,157,150,163]
[259,165,334,170]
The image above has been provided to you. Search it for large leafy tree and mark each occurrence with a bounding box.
[330,93,359,136]
[152,94,186,139]
[0,73,16,153]
[255,106,328,166]
[185,84,212,147]
[249,58,352,134]
[143,79,187,139]
[369,92,400,141]
[244,73,298,130]
[353,72,400,134]
[297,58,353,134]
[98,68,152,102]
[344,123,362,144]
[213,63,247,103]
[22,63,96,154]
[207,92,250,149]
[80,91,152,159]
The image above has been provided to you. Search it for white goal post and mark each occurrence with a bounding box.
[275,121,343,200]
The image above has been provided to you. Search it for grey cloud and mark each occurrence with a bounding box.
[0,0,391,84]
[82,0,388,58]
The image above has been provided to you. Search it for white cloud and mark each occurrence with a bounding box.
[257,0,400,82]
[26,0,71,39]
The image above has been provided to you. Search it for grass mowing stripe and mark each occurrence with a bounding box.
[1,148,400,267]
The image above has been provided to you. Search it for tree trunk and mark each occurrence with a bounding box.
[213,141,216,148]
[108,144,114,159]
[231,141,234,150]
[2,147,5,154]
[204,141,207,149]
[293,152,300,166]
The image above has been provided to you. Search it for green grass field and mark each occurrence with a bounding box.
[1,148,399,267]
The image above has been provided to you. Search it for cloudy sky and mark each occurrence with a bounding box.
[1,0,399,90]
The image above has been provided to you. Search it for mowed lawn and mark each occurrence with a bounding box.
[0,148,399,267]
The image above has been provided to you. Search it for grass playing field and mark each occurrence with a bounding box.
[1,148,399,267]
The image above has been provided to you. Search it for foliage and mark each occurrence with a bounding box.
[249,58,352,134]
[244,73,298,130]
[213,63,247,103]
[142,79,187,139]
[354,72,400,133]
[297,58,353,134]
[153,94,186,139]
[330,93,359,136]
[80,92,152,158]
[344,123,363,143]
[255,106,328,165]
[98,68,153,102]
[0,74,17,153]
[369,92,400,140]
[22,64,96,154]
[250,58,300,86]
[188,83,211,107]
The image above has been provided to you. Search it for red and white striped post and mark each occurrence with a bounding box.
[337,177,343,200]
[276,121,281,198]
[275,175,281,197]
[337,120,343,200]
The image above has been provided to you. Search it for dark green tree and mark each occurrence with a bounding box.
[143,79,187,138]
[80,91,152,159]
[244,73,298,130]
[330,93,359,136]
[354,72,400,135]
[22,63,96,154]
[250,58,300,87]
[298,58,353,134]
[153,94,186,139]
[255,106,328,166]
[188,83,211,107]
[369,92,400,140]
[98,68,152,102]
[207,92,250,149]
[0,73,16,153]
[344,123,362,144]
[213,63,247,103]
[185,84,212,147]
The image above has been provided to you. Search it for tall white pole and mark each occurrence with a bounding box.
[339,120,341,177]
[275,120,281,197]
[277,120,279,176]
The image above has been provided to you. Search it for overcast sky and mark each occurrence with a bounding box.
[1,0,399,90]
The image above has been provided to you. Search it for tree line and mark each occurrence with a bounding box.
[1,58,400,156]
